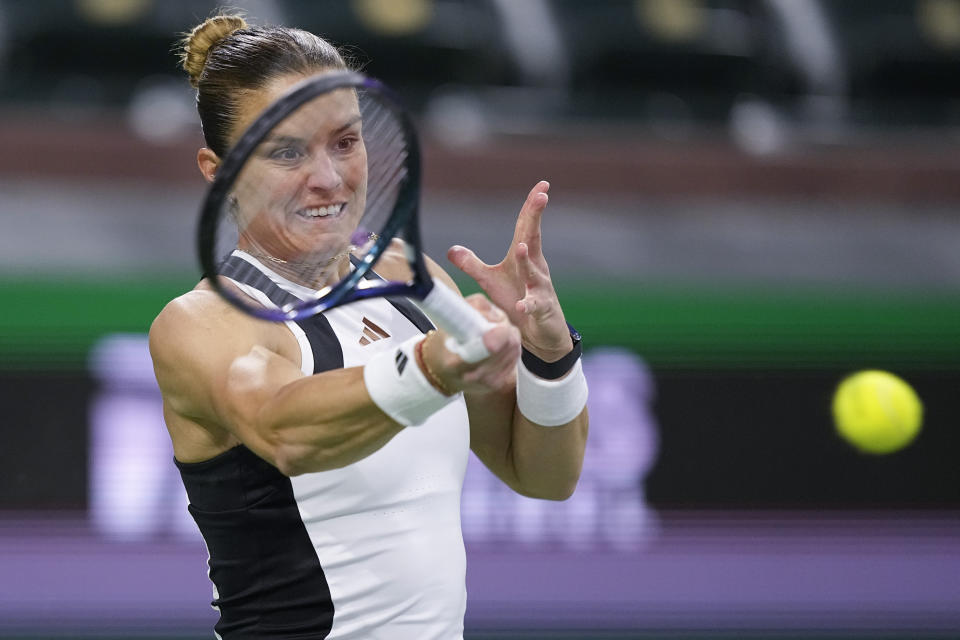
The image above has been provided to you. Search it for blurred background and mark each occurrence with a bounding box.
[1,0,960,638]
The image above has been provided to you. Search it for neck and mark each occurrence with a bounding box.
[237,246,354,290]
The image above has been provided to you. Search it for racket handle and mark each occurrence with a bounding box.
[418,280,493,363]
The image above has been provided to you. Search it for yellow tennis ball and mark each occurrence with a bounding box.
[832,370,923,454]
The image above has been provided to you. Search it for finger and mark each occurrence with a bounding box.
[514,243,542,286]
[515,297,537,316]
[513,243,546,316]
[463,353,518,389]
[479,324,521,367]
[511,181,549,257]
[481,323,512,353]
[447,245,492,286]
[512,183,548,244]
[458,325,518,385]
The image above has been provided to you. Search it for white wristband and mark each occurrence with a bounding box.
[363,334,458,427]
[516,357,588,427]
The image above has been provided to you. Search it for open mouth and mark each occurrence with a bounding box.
[296,203,346,219]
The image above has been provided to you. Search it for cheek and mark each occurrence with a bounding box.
[267,170,301,200]
[238,164,295,206]
[347,164,366,191]
[345,148,367,191]
[251,169,303,216]
[354,170,368,196]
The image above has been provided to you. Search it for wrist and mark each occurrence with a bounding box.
[521,335,574,363]
[516,358,588,426]
[363,334,458,427]
[520,323,582,380]
[415,330,456,396]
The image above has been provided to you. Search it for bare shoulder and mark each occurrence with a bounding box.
[149,285,296,419]
[376,238,462,295]
[150,282,296,357]
[149,287,244,372]
[149,283,307,461]
[150,289,238,410]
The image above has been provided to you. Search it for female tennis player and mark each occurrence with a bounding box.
[149,14,588,640]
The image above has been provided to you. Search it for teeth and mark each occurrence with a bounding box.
[302,204,343,218]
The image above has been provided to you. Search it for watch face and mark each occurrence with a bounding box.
[567,323,582,343]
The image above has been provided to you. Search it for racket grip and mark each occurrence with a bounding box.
[418,280,493,363]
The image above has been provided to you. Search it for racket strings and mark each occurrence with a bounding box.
[205,79,417,318]
[360,102,409,229]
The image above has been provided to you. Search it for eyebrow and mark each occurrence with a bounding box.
[334,114,363,134]
[264,114,363,146]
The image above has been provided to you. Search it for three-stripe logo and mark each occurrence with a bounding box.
[359,317,390,345]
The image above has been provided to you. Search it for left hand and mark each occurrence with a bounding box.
[447,180,573,362]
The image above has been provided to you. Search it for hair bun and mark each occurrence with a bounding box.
[181,15,249,88]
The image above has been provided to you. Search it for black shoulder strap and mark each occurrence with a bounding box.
[219,255,302,310]
[220,254,344,373]
[349,255,436,334]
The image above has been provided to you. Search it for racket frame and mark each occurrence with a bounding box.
[196,71,435,322]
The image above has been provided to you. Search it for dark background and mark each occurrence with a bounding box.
[5,368,960,511]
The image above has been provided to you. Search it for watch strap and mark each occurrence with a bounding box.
[520,324,582,380]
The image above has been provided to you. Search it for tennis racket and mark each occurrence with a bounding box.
[197,71,491,362]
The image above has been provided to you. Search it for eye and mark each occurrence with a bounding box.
[336,135,359,152]
[269,146,306,163]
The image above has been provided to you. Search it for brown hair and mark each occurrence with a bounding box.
[179,13,350,156]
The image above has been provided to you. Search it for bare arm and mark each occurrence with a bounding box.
[221,345,407,475]
[150,281,522,476]
[435,184,590,500]
[149,290,406,475]
[467,387,587,500]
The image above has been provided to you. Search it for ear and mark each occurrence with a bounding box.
[197,148,220,183]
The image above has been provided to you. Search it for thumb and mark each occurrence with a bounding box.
[447,245,489,283]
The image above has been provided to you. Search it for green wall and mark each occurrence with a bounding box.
[2,276,959,370]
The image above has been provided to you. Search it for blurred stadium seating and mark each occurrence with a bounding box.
[0,0,957,136]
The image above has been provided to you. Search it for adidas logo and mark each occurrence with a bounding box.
[359,317,390,345]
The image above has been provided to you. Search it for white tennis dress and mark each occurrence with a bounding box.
[176,251,470,639]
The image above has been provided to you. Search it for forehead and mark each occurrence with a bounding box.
[233,73,361,142]
[276,89,360,140]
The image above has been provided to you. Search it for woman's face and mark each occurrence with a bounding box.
[228,72,368,271]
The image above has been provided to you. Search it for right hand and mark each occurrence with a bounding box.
[420,294,520,396]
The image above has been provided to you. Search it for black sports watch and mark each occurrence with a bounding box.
[521,323,582,380]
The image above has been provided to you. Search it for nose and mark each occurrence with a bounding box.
[305,151,342,191]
